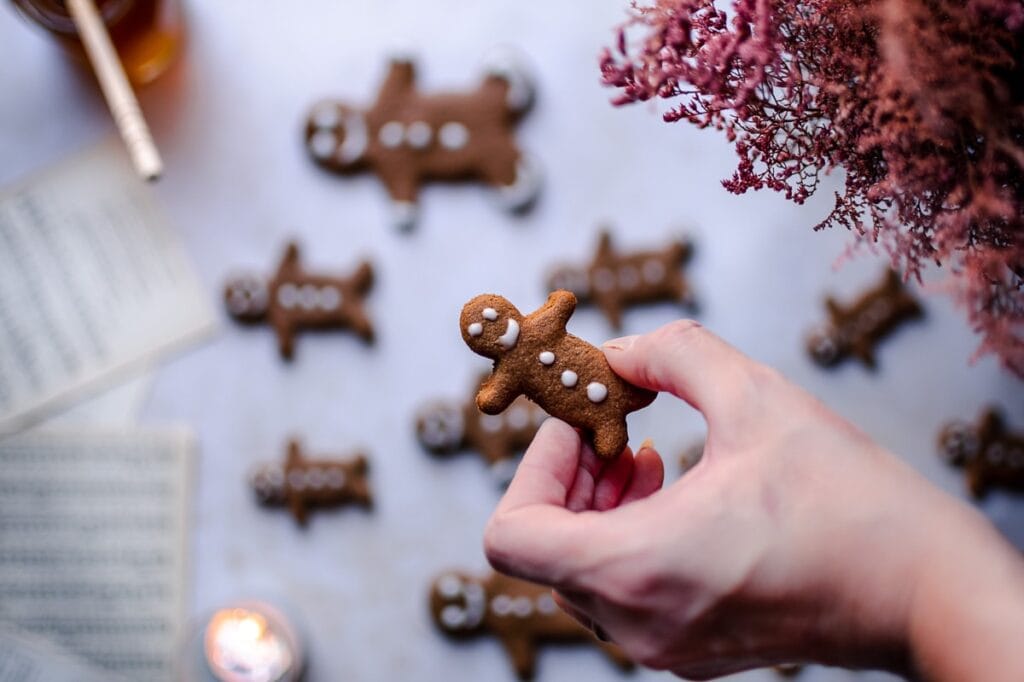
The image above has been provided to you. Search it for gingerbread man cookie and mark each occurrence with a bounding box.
[224,241,374,360]
[430,569,632,679]
[806,269,923,369]
[460,291,655,460]
[416,373,547,484]
[547,230,696,330]
[250,439,372,526]
[938,408,1024,498]
[304,52,540,230]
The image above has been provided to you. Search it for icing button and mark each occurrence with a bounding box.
[586,382,608,403]
[561,370,578,388]
[538,351,555,365]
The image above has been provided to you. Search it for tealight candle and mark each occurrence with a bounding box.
[201,602,303,682]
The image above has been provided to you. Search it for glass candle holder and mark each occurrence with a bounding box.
[11,0,184,85]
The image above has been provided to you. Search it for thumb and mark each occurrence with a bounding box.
[602,320,758,426]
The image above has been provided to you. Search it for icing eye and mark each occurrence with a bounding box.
[482,307,498,321]
[467,322,483,337]
[437,574,464,599]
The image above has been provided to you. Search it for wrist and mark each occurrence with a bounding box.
[905,503,1024,681]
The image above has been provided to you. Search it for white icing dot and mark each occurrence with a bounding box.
[643,259,666,284]
[405,121,432,148]
[326,469,346,489]
[587,382,608,403]
[481,414,503,433]
[619,265,640,289]
[507,406,529,430]
[378,121,404,148]
[318,285,341,310]
[561,370,578,388]
[437,574,463,599]
[312,105,340,130]
[309,130,337,159]
[267,469,284,486]
[594,267,616,292]
[512,597,533,618]
[439,122,470,149]
[287,470,307,491]
[491,595,513,617]
[277,283,299,309]
[482,307,498,320]
[538,351,555,365]
[440,605,466,629]
[467,322,483,337]
[536,594,557,615]
[298,284,318,310]
[306,468,326,489]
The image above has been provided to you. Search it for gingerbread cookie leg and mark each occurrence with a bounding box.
[592,420,629,461]
[379,169,422,231]
[500,634,537,680]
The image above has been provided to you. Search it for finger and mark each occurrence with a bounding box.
[486,420,599,586]
[566,440,607,512]
[552,590,593,629]
[497,418,581,514]
[592,446,635,511]
[618,445,665,505]
[603,320,758,425]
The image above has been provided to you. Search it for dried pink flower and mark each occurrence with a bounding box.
[602,0,1024,376]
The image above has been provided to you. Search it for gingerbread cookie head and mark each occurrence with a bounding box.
[938,420,983,466]
[805,327,842,367]
[460,294,525,360]
[430,571,488,637]
[305,101,371,173]
[224,274,270,323]
[416,401,465,454]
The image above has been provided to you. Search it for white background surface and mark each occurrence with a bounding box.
[2,1,1022,681]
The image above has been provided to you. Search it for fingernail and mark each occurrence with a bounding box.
[639,438,655,452]
[602,335,637,352]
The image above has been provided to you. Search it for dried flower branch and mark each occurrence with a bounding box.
[602,0,1024,375]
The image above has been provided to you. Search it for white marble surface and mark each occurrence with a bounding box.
[2,1,1022,681]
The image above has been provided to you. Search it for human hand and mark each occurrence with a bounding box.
[484,321,1024,680]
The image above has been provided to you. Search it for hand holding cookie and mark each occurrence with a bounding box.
[459,291,655,459]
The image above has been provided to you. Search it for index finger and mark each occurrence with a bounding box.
[484,418,602,588]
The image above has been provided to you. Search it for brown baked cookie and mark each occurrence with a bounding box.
[938,407,1024,498]
[547,229,695,329]
[304,52,539,230]
[806,269,923,369]
[415,373,547,484]
[460,291,655,460]
[429,569,632,679]
[224,241,374,360]
[250,439,372,526]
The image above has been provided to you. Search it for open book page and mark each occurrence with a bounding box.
[0,428,193,681]
[0,623,127,682]
[0,140,216,434]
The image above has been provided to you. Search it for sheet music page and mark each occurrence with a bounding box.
[0,429,192,681]
[0,623,126,682]
[0,140,216,434]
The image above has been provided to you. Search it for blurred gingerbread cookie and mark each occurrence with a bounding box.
[460,291,655,460]
[429,569,632,679]
[806,269,923,369]
[547,229,695,329]
[224,241,374,360]
[415,373,547,484]
[304,52,539,230]
[938,407,1024,498]
[250,439,372,526]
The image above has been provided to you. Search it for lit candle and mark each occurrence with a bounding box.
[202,602,303,682]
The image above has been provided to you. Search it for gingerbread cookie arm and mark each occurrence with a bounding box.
[499,633,537,680]
[530,290,577,330]
[269,312,297,360]
[284,441,310,526]
[477,371,521,415]
[275,242,302,279]
[979,408,1005,441]
[851,340,877,369]
[375,59,417,107]
[595,230,615,260]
